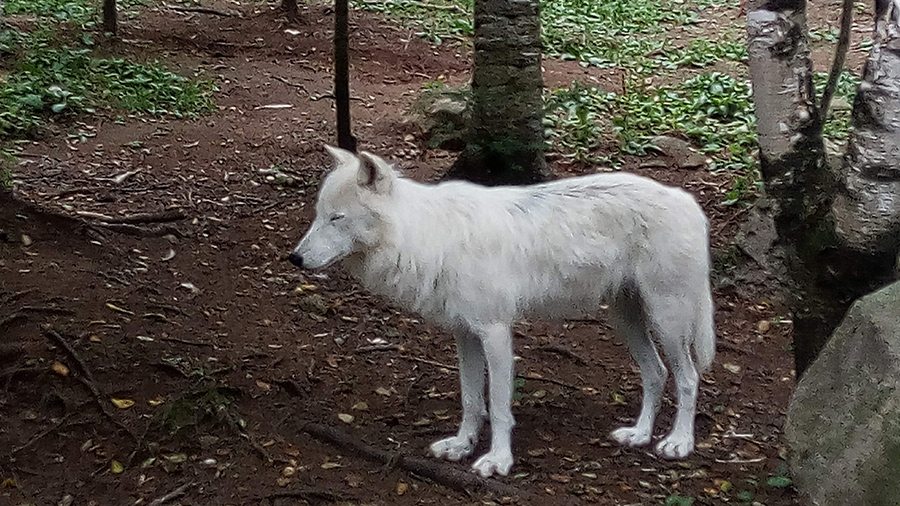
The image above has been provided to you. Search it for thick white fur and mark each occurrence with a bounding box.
[292,146,715,478]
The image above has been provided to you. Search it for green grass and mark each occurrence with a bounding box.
[0,26,216,140]
[547,72,756,171]
[352,0,749,70]
[3,0,95,24]
[542,0,697,67]
[815,69,861,142]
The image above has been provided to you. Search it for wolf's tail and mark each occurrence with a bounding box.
[694,287,716,374]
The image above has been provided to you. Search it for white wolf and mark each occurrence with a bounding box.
[290,146,715,478]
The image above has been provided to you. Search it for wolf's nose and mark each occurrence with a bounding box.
[288,252,304,268]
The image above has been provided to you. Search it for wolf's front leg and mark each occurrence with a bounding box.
[430,330,486,462]
[471,324,515,478]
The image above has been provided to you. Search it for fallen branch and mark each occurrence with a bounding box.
[293,421,527,499]
[355,343,403,353]
[0,313,27,328]
[534,345,588,366]
[272,75,309,93]
[162,3,233,15]
[262,488,347,503]
[76,208,186,224]
[148,481,197,506]
[9,413,75,456]
[162,336,213,348]
[20,305,76,315]
[92,222,184,238]
[42,326,140,446]
[361,0,466,12]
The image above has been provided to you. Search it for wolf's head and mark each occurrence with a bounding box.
[288,145,398,270]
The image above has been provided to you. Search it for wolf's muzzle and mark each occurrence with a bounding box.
[287,252,304,268]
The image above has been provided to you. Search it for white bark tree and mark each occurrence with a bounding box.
[747,0,900,374]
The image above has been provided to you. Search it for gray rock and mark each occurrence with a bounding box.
[405,85,471,150]
[649,135,707,169]
[785,280,900,506]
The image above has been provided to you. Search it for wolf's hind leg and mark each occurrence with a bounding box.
[609,288,668,448]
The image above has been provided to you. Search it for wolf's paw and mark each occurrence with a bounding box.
[610,426,652,447]
[471,450,513,478]
[430,435,476,462]
[656,433,694,459]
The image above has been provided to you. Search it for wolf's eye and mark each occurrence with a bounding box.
[330,213,345,222]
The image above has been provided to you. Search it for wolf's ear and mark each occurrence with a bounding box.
[324,144,356,169]
[357,151,396,194]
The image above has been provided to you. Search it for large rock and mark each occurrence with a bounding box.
[405,85,471,150]
[785,280,900,505]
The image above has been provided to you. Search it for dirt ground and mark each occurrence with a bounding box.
[3,0,870,503]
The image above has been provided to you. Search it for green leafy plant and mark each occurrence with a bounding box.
[665,494,695,506]
[0,26,215,140]
[815,69,861,142]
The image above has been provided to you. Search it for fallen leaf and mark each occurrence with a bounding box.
[321,462,342,469]
[256,380,272,391]
[338,413,354,424]
[148,396,165,406]
[610,392,627,405]
[723,363,741,374]
[89,335,102,343]
[532,390,547,399]
[375,387,391,397]
[51,361,70,376]
[276,476,291,487]
[582,473,597,479]
[1,478,17,488]
[550,474,571,483]
[757,320,771,333]
[110,460,124,474]
[110,398,135,409]
[352,401,368,411]
[106,302,134,315]
[412,417,432,426]
[396,482,408,495]
[179,282,199,293]
[163,453,187,464]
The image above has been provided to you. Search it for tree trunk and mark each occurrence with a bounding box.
[103,0,117,34]
[746,0,840,375]
[445,0,546,186]
[334,0,356,152]
[280,0,301,20]
[830,0,900,258]
[747,0,900,375]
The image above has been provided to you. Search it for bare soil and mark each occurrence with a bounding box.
[1,0,853,503]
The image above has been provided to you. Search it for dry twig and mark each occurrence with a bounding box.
[293,421,527,499]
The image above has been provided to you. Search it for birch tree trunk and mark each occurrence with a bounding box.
[830,0,900,258]
[746,0,840,375]
[446,0,546,185]
[748,0,900,375]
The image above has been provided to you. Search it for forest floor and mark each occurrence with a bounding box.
[0,0,872,503]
